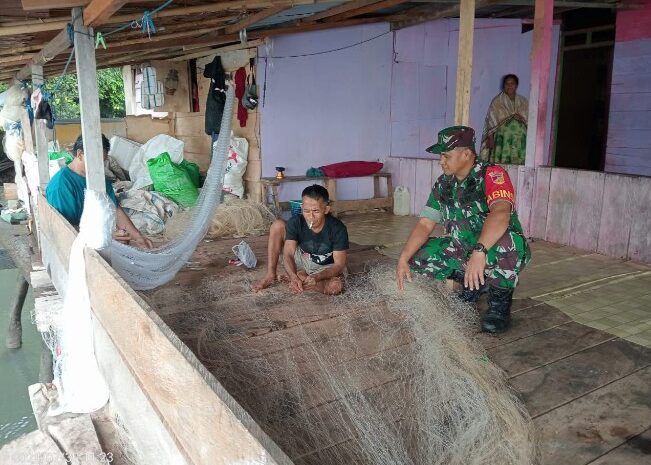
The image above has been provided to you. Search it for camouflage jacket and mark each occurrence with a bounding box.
[420,161,527,250]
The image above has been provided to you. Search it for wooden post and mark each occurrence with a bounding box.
[72,8,106,193]
[525,0,554,167]
[6,275,29,349]
[32,64,50,189]
[454,0,475,126]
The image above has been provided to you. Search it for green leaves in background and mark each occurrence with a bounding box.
[1,67,124,121]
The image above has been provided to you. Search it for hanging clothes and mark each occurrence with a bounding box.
[203,56,226,136]
[234,67,248,128]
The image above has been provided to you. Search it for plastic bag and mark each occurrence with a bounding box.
[147,152,198,208]
[129,134,184,190]
[179,160,200,188]
[223,134,248,198]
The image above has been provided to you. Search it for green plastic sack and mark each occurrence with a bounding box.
[147,152,199,208]
[179,160,200,188]
[49,151,74,163]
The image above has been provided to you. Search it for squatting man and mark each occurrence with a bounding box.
[396,126,531,333]
[254,184,349,295]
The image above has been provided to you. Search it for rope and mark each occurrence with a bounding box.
[103,0,173,39]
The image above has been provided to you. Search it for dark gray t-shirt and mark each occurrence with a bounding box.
[285,215,349,265]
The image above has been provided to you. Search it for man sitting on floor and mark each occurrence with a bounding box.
[253,184,349,295]
[46,134,152,249]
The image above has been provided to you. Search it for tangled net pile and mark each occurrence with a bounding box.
[158,266,537,465]
[207,198,276,238]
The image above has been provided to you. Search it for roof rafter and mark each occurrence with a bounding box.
[83,0,128,27]
[224,6,289,34]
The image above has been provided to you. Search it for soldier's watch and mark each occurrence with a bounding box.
[472,243,487,254]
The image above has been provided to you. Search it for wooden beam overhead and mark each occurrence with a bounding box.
[224,6,288,34]
[1,1,320,37]
[326,0,412,22]
[168,39,263,61]
[20,0,159,10]
[391,0,500,29]
[83,0,129,27]
[303,0,381,22]
[22,0,89,9]
[15,28,70,80]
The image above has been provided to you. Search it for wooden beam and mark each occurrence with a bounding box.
[93,16,385,56]
[21,0,159,10]
[524,0,554,167]
[0,54,37,66]
[391,0,499,29]
[22,0,87,9]
[102,26,226,49]
[224,6,288,34]
[302,0,380,22]
[1,1,283,37]
[83,0,128,27]
[454,0,475,126]
[326,0,412,22]
[168,40,263,62]
[72,8,106,194]
[15,28,70,80]
[32,64,50,189]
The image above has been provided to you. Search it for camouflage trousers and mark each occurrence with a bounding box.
[410,231,531,289]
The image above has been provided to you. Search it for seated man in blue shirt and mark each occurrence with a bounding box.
[46,134,152,249]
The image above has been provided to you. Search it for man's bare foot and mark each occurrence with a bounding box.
[253,274,277,292]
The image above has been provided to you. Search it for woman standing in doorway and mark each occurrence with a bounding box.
[480,74,529,164]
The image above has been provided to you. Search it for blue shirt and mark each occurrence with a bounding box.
[45,166,117,227]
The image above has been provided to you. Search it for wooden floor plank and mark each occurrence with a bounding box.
[513,339,651,418]
[587,427,651,465]
[475,303,572,349]
[488,321,614,377]
[534,366,651,465]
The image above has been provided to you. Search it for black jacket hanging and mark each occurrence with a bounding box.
[203,56,226,135]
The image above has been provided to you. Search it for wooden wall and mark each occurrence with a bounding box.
[605,0,651,176]
[385,156,651,264]
[51,120,127,150]
[174,49,262,200]
[37,196,293,465]
[122,51,262,200]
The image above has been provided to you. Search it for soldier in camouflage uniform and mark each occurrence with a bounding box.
[396,126,531,333]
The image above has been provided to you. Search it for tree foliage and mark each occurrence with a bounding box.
[43,68,125,120]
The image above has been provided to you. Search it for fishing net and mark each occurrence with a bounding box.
[207,197,276,239]
[153,265,537,465]
[108,88,235,290]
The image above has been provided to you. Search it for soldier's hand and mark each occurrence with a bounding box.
[396,260,412,291]
[465,251,486,290]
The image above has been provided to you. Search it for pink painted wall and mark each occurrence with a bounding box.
[605,0,651,176]
[616,0,651,42]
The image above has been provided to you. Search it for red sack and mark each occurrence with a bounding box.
[320,161,384,178]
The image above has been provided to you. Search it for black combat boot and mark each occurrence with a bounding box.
[481,286,514,333]
[449,270,487,303]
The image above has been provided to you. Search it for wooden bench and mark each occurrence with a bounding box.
[260,173,393,216]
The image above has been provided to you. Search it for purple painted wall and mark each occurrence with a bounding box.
[259,23,392,201]
[391,19,559,161]
[605,1,651,176]
[258,19,560,201]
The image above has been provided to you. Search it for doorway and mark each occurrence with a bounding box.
[553,11,615,171]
